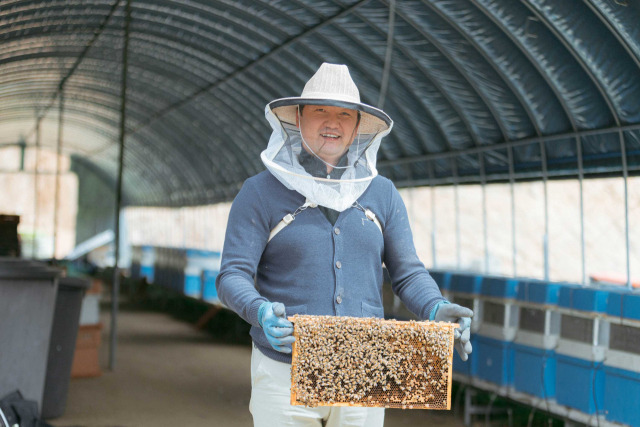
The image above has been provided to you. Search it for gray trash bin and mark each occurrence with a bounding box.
[0,266,61,413]
[42,276,91,419]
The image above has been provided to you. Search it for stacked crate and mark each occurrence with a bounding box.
[512,280,560,399]
[473,276,518,390]
[603,290,640,426]
[71,278,103,378]
[448,273,482,379]
[554,286,607,416]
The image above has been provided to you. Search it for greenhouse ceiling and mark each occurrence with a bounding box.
[1,0,639,207]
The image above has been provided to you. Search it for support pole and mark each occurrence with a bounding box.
[540,140,550,281]
[619,131,631,289]
[452,158,461,270]
[480,153,489,274]
[109,0,131,371]
[53,91,64,259]
[428,161,437,267]
[508,147,517,277]
[576,137,586,285]
[32,118,41,259]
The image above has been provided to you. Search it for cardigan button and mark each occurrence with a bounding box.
[336,261,342,269]
[336,295,343,304]
[334,227,340,235]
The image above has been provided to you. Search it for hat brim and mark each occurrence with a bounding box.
[268,98,392,135]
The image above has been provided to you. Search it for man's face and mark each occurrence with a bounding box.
[297,105,360,166]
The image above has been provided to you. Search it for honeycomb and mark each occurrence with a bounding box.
[289,315,456,410]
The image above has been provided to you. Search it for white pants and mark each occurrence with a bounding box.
[249,345,385,427]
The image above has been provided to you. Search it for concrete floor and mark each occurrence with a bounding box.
[49,308,465,427]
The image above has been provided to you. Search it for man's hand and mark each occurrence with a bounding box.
[434,303,473,361]
[258,302,295,353]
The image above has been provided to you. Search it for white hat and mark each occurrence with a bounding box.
[268,63,392,135]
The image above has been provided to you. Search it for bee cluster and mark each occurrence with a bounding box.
[289,315,455,410]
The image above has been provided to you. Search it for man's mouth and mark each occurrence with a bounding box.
[321,133,340,139]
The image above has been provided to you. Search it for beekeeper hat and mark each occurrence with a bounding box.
[268,63,392,135]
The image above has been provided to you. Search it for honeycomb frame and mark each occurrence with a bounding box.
[289,315,457,410]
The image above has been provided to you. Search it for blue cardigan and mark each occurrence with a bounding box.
[216,171,445,363]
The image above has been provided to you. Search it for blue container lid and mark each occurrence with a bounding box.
[517,280,560,304]
[558,286,575,309]
[481,276,518,299]
[623,293,640,320]
[572,287,608,313]
[606,289,627,317]
[429,270,451,290]
[449,273,482,295]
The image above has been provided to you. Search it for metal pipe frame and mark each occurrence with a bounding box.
[110,0,131,372]
[52,91,64,259]
[508,146,517,277]
[378,123,640,169]
[32,117,41,259]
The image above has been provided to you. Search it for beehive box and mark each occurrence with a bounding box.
[289,315,457,409]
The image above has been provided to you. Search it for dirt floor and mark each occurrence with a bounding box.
[48,308,466,427]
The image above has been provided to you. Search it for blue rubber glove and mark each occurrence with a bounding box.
[433,302,474,361]
[258,301,295,353]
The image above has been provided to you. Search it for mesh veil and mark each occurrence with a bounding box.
[261,105,393,212]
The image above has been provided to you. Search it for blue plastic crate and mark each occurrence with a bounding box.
[202,269,219,302]
[606,289,640,320]
[606,290,625,317]
[140,265,154,283]
[429,270,451,292]
[450,273,482,295]
[184,274,201,297]
[572,287,608,313]
[558,284,580,309]
[512,343,556,398]
[453,335,477,376]
[623,293,640,320]
[517,280,560,304]
[603,365,640,426]
[481,277,518,299]
[555,354,603,414]
[474,335,513,386]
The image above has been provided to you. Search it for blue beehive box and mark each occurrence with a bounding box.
[603,364,640,427]
[453,335,477,377]
[429,270,451,294]
[450,273,482,295]
[554,285,608,414]
[474,277,518,387]
[482,277,518,299]
[555,354,604,414]
[474,335,513,387]
[449,273,482,334]
[513,280,560,398]
[603,288,640,426]
[517,280,560,305]
[202,269,219,302]
[140,245,155,283]
[512,342,556,398]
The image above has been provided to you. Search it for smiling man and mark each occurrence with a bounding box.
[216,63,473,427]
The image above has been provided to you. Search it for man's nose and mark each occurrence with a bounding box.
[324,113,340,127]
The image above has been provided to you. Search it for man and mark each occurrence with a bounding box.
[216,63,473,427]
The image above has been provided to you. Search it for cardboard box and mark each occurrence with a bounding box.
[70,324,102,378]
